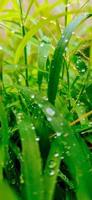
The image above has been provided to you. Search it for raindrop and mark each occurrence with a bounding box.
[61,156,64,160]
[81,69,86,73]
[49,160,56,169]
[54,152,59,158]
[38,103,43,108]
[20,175,24,184]
[64,133,69,137]
[47,117,52,122]
[32,126,35,130]
[89,168,92,173]
[41,16,47,20]
[64,39,68,43]
[49,170,55,176]
[72,31,75,35]
[0,46,3,50]
[40,43,44,47]
[36,137,40,142]
[31,94,35,99]
[56,132,62,137]
[43,96,48,101]
[46,107,55,116]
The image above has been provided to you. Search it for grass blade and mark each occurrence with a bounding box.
[47,13,91,104]
[17,112,44,200]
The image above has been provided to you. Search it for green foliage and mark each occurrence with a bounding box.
[0,0,92,200]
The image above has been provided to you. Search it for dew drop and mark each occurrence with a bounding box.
[31,94,35,99]
[65,39,68,43]
[49,160,56,169]
[56,132,62,137]
[40,43,44,47]
[36,137,40,142]
[49,170,55,176]
[32,126,35,130]
[0,46,3,50]
[46,107,55,116]
[47,117,52,122]
[54,152,59,158]
[20,175,24,184]
[64,133,69,137]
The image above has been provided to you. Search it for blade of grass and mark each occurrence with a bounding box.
[20,87,92,200]
[47,13,92,104]
[17,112,44,200]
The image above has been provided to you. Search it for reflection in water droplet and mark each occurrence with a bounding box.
[56,132,62,137]
[31,94,35,99]
[40,43,44,47]
[46,108,55,116]
[36,137,40,142]
[64,133,69,137]
[47,117,52,122]
[49,160,56,169]
[54,153,59,158]
[49,170,55,176]
[20,175,24,184]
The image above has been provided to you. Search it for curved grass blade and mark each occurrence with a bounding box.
[20,87,92,200]
[38,36,51,90]
[17,112,44,200]
[47,13,92,104]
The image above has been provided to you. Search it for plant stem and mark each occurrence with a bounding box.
[65,0,68,27]
[18,0,29,86]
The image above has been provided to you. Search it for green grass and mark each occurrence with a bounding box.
[0,0,92,200]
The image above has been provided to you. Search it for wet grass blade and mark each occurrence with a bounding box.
[0,103,9,181]
[20,87,92,200]
[48,13,91,104]
[0,181,19,200]
[38,36,51,90]
[17,113,44,200]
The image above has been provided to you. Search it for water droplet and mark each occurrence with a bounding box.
[47,117,52,122]
[81,68,86,73]
[49,160,56,169]
[56,132,62,137]
[72,31,75,35]
[49,170,55,176]
[64,133,69,137]
[89,168,92,172]
[61,156,64,160]
[40,43,44,47]
[46,107,55,116]
[65,3,71,8]
[43,96,48,101]
[0,46,3,50]
[64,39,68,43]
[31,94,35,99]
[54,152,59,158]
[44,55,47,58]
[36,137,40,142]
[32,126,35,130]
[20,175,24,184]
[38,103,43,108]
[41,16,47,20]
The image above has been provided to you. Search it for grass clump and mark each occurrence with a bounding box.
[0,0,92,200]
